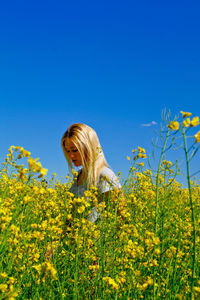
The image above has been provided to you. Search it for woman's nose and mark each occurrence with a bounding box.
[69,152,75,159]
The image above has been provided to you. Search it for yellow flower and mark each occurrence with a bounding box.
[138,147,146,153]
[190,116,200,127]
[77,206,85,214]
[194,131,200,143]
[0,272,7,279]
[35,161,42,172]
[28,157,37,170]
[183,118,190,127]
[194,286,200,293]
[44,262,57,280]
[22,195,31,204]
[154,248,161,255]
[138,153,147,159]
[20,147,31,157]
[0,284,8,293]
[180,111,192,118]
[167,121,179,130]
[103,277,119,290]
[7,277,15,284]
[38,168,48,178]
[7,291,18,299]
[66,214,72,220]
[126,156,130,161]
[33,264,42,273]
[8,146,14,153]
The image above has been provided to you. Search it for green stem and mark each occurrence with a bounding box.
[74,232,80,300]
[154,129,170,235]
[183,129,196,299]
[153,128,170,299]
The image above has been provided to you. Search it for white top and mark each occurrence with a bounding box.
[69,166,121,222]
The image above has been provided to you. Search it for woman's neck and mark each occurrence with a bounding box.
[77,169,84,186]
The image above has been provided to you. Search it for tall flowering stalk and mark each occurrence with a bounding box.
[151,110,200,298]
[180,111,200,298]
[154,128,170,236]
[152,115,173,299]
[182,128,196,298]
[167,111,199,298]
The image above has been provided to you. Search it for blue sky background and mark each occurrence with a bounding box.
[1,0,200,184]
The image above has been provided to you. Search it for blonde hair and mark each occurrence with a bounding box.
[61,123,108,186]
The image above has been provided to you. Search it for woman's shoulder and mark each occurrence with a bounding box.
[100,166,116,178]
[98,166,121,193]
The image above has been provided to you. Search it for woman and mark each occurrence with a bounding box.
[61,123,122,222]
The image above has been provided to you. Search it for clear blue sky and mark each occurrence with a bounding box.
[1,0,200,183]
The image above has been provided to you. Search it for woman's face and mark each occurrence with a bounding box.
[64,139,82,167]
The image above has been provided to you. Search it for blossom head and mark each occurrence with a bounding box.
[194,131,200,143]
[183,118,190,127]
[190,116,200,127]
[167,121,179,130]
[180,111,192,118]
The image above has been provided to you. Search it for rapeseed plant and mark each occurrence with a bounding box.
[0,110,200,299]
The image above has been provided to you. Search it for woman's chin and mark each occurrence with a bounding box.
[73,161,81,167]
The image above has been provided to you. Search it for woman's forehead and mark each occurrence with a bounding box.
[64,138,77,149]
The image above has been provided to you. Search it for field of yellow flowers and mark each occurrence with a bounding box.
[0,111,200,299]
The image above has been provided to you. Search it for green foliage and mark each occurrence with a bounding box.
[0,110,200,299]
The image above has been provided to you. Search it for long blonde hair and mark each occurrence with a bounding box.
[61,123,108,186]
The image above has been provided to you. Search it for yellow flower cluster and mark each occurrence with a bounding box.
[4,146,48,179]
[127,146,147,164]
[0,137,200,299]
[28,157,48,178]
[167,121,179,130]
[182,116,200,128]
[103,276,119,290]
[167,111,200,145]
